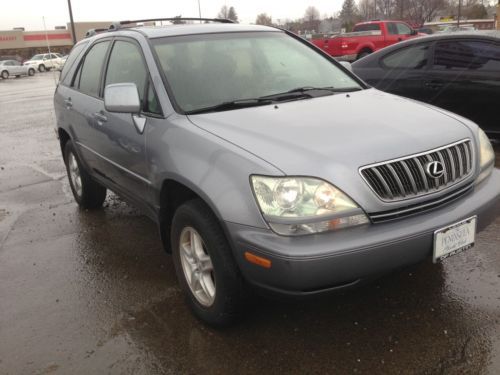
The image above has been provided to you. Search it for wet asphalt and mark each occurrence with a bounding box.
[0,73,499,375]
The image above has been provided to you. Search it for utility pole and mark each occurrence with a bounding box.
[67,0,77,45]
[197,0,202,19]
[457,0,462,28]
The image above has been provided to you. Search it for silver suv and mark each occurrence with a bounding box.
[54,18,500,326]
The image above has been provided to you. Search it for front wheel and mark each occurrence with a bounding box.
[64,140,106,209]
[171,199,245,326]
[1,70,8,79]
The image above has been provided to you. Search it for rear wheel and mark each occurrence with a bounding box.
[64,141,106,209]
[38,64,46,72]
[1,71,8,79]
[171,199,245,326]
[28,68,35,76]
[357,50,372,60]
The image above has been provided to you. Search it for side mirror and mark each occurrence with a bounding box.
[104,83,141,113]
[339,61,353,72]
[410,29,417,35]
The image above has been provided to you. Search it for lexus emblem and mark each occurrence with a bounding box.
[425,161,444,179]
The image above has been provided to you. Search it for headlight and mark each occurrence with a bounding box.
[476,129,494,185]
[251,176,369,236]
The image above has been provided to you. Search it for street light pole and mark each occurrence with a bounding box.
[457,0,462,28]
[67,0,77,45]
[197,0,202,19]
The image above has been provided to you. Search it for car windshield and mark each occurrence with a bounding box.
[153,31,362,113]
[31,54,44,60]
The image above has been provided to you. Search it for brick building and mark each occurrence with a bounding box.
[0,21,111,61]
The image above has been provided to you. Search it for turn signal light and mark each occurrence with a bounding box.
[244,251,271,269]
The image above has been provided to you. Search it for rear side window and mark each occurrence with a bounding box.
[353,24,380,32]
[74,41,110,97]
[61,42,88,85]
[433,40,500,71]
[382,43,431,69]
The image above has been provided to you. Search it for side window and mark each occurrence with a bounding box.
[382,43,430,69]
[50,54,57,59]
[387,23,398,35]
[105,41,147,102]
[12,61,21,66]
[61,42,88,85]
[104,40,161,115]
[353,24,381,32]
[433,40,500,71]
[75,41,110,97]
[396,23,412,35]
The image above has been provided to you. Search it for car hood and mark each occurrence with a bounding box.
[187,89,474,210]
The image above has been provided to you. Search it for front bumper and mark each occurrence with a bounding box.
[226,170,500,296]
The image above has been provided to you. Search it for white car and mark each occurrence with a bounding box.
[55,55,68,71]
[0,60,36,79]
[23,53,63,72]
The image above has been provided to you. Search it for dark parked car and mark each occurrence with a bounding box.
[352,31,500,138]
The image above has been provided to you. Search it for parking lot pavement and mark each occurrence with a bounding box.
[0,73,499,375]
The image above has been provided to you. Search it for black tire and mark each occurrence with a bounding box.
[64,140,106,209]
[28,68,35,76]
[38,64,46,72]
[1,70,8,79]
[15,75,20,78]
[357,50,372,60]
[171,199,245,326]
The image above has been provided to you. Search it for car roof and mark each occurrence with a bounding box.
[86,23,278,41]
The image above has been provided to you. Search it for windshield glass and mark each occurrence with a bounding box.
[31,54,44,60]
[153,31,362,113]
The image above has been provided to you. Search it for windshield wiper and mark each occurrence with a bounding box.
[185,98,273,115]
[260,86,362,101]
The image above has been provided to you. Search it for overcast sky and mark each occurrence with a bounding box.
[1,0,345,31]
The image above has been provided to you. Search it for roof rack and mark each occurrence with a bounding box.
[84,28,109,38]
[109,17,235,30]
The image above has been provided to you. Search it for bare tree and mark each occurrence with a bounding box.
[228,6,238,22]
[217,5,229,18]
[340,0,360,31]
[256,13,273,26]
[406,0,446,24]
[304,6,321,31]
[359,0,377,20]
[217,5,238,22]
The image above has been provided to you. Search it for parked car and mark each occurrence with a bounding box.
[0,59,36,79]
[438,24,476,33]
[351,31,500,139]
[55,55,68,71]
[23,53,63,72]
[310,20,422,61]
[54,19,500,326]
[0,55,23,63]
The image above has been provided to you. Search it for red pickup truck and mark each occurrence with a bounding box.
[310,20,422,61]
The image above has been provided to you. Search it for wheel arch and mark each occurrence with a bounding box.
[58,127,71,157]
[158,176,226,253]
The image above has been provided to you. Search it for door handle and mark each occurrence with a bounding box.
[64,98,72,109]
[424,80,444,90]
[93,112,108,126]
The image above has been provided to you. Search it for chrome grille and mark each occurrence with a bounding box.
[360,139,474,202]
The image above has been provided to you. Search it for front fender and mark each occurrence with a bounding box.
[146,114,283,229]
